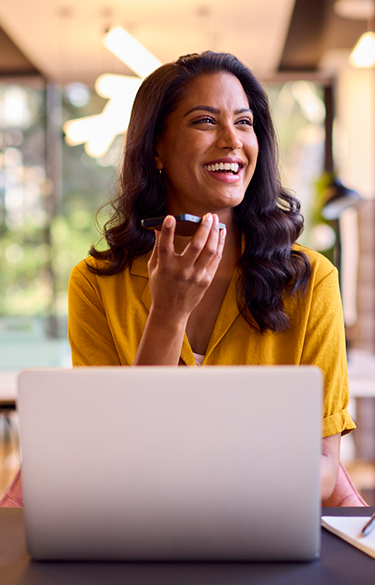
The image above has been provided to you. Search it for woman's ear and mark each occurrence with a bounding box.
[154,149,163,172]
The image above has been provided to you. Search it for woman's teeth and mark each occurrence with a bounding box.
[204,162,239,174]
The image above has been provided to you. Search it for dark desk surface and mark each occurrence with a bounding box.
[1,507,374,585]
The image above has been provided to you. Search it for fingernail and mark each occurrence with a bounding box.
[203,213,213,224]
[164,216,174,228]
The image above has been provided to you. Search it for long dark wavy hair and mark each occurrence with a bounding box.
[89,51,311,332]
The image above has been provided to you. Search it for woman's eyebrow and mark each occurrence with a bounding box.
[184,105,253,117]
[184,105,219,116]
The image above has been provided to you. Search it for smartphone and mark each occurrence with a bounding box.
[141,214,225,237]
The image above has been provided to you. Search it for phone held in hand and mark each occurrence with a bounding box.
[141,214,226,237]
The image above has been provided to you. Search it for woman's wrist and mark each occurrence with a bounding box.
[148,304,190,332]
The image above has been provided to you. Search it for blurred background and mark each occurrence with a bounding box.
[1,0,375,502]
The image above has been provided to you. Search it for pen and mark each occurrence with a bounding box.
[361,512,375,537]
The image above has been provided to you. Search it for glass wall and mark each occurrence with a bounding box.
[266,79,327,248]
[0,82,49,319]
[0,80,121,369]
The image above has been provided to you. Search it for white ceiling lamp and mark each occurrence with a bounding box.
[349,31,375,67]
[104,26,162,78]
[64,75,142,158]
[339,0,375,67]
[64,27,162,158]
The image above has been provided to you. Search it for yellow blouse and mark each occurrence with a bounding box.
[68,243,356,438]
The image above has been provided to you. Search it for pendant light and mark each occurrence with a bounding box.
[349,0,375,67]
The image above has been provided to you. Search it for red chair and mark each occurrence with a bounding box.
[0,468,23,507]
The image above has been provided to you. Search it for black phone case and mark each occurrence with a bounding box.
[141,214,225,236]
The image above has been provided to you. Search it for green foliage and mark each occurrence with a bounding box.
[0,83,117,324]
[311,171,334,225]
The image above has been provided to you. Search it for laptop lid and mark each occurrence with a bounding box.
[17,366,322,561]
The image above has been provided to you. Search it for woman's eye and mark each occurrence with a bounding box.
[193,117,215,125]
[236,118,254,126]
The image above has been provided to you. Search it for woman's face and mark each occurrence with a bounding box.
[155,72,259,219]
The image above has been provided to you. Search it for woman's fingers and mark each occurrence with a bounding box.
[157,215,176,258]
[147,216,175,275]
[204,223,227,279]
[192,214,222,274]
[147,230,159,273]
[151,212,225,283]
[182,214,213,262]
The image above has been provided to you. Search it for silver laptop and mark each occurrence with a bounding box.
[17,366,322,561]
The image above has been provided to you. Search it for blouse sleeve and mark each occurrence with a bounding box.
[68,261,121,366]
[300,266,356,438]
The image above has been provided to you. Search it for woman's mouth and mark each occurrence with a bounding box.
[203,162,240,175]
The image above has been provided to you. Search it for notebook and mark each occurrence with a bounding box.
[322,516,375,558]
[17,365,322,561]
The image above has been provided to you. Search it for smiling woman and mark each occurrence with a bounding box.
[87,52,309,332]
[63,51,356,504]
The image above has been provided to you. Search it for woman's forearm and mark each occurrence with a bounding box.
[133,306,188,365]
[321,434,340,502]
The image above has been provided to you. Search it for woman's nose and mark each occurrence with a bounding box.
[216,124,242,151]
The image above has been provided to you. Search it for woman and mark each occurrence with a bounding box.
[1,52,357,507]
[67,52,356,504]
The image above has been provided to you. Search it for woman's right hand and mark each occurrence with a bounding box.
[133,213,226,365]
[147,213,226,326]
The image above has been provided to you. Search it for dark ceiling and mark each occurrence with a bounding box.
[0,26,40,77]
[279,0,367,71]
